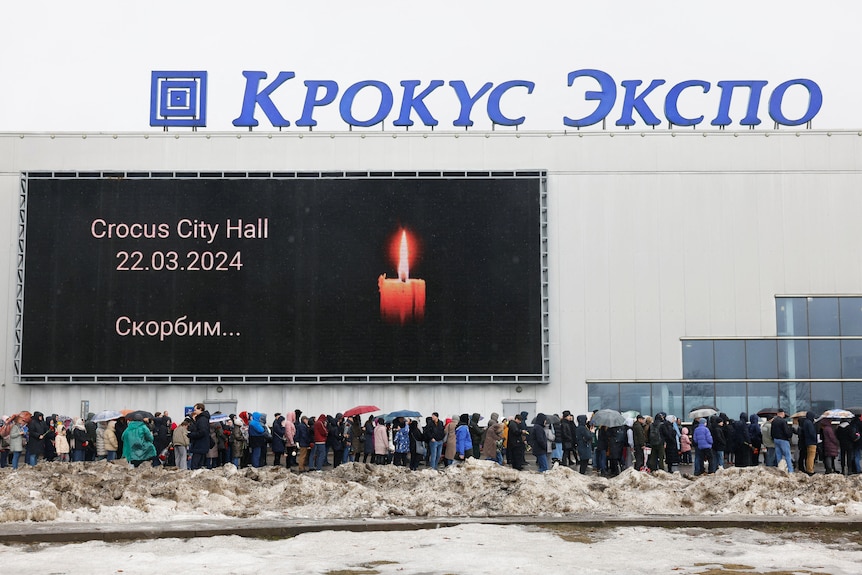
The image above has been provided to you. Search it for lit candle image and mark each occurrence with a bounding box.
[378,229,426,324]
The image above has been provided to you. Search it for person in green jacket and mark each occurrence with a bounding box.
[122,420,157,467]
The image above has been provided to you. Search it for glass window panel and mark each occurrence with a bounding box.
[778,381,810,416]
[714,340,746,379]
[682,340,714,379]
[839,298,862,336]
[652,382,682,418]
[776,297,808,336]
[748,381,778,415]
[619,383,652,415]
[683,382,715,419]
[808,297,839,336]
[588,383,619,412]
[841,340,862,378]
[715,381,747,419]
[810,381,842,413]
[810,339,841,379]
[746,340,777,379]
[778,339,809,379]
[842,382,862,411]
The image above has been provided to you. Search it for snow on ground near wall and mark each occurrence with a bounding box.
[2,458,862,524]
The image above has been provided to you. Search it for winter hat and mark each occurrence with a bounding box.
[459,413,469,424]
[562,410,571,418]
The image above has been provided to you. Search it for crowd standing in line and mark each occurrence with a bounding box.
[2,405,862,476]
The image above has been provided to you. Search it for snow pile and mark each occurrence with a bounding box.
[2,459,861,524]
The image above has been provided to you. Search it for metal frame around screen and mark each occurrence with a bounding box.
[16,170,549,385]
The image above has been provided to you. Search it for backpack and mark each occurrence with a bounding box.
[649,421,662,446]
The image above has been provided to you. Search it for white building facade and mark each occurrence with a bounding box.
[2,129,861,420]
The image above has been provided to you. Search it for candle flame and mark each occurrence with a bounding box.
[397,230,409,281]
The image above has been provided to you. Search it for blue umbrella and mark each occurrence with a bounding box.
[383,410,422,423]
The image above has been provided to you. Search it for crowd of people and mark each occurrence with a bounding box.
[2,405,861,477]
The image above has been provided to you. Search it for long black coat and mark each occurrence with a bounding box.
[188,410,211,454]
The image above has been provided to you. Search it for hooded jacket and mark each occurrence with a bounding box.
[313,414,329,444]
[800,411,817,447]
[188,409,211,454]
[693,419,713,450]
[575,415,593,460]
[122,420,157,462]
[455,414,473,458]
[480,413,504,459]
[530,413,549,454]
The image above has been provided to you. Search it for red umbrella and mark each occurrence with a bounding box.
[343,405,380,417]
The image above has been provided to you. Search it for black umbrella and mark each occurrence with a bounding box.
[126,410,155,421]
[756,407,779,417]
[846,406,862,416]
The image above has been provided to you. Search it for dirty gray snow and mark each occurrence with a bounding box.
[2,459,862,524]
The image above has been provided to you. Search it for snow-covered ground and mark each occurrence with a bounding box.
[2,460,862,574]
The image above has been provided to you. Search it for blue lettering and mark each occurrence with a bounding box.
[617,79,665,127]
[664,80,710,126]
[563,69,616,128]
[339,81,393,127]
[296,80,339,127]
[711,80,768,127]
[393,80,443,127]
[487,80,534,126]
[232,71,295,127]
[768,79,823,126]
[450,81,493,127]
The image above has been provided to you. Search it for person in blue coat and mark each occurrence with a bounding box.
[454,413,472,465]
[692,418,713,475]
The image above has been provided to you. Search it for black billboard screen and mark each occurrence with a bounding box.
[20,175,544,380]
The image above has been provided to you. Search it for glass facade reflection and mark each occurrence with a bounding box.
[587,296,862,419]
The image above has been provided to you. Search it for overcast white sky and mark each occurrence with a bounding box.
[1,1,859,131]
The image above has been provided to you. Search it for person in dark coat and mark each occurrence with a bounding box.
[708,415,726,472]
[800,410,818,475]
[25,411,51,466]
[187,403,211,470]
[732,412,752,467]
[836,419,854,475]
[631,415,646,470]
[153,414,172,458]
[507,413,527,471]
[575,415,593,475]
[530,413,549,472]
[820,419,840,474]
[560,411,577,466]
[607,425,626,476]
[662,416,680,473]
[468,413,484,459]
[271,414,287,466]
[748,413,763,465]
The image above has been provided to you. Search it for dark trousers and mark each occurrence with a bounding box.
[509,445,526,470]
[634,445,645,470]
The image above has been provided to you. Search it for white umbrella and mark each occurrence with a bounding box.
[689,408,717,420]
[91,410,122,423]
[590,409,626,427]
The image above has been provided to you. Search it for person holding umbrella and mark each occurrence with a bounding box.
[122,415,157,467]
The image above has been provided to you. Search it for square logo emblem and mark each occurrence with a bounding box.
[150,71,207,127]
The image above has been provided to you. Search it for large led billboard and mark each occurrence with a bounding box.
[18,172,546,383]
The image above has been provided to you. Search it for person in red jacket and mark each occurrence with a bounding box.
[311,413,329,471]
